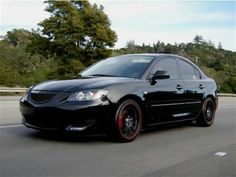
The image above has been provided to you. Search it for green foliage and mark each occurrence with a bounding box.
[193,35,204,44]
[0,29,55,87]
[221,77,236,93]
[3,29,32,47]
[0,60,21,87]
[0,0,116,87]
[47,59,85,80]
[22,67,51,87]
[36,0,116,78]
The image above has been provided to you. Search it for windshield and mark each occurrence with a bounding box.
[80,55,154,78]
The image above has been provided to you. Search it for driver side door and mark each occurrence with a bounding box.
[144,57,185,124]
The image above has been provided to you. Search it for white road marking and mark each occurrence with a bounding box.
[219,106,236,109]
[214,152,227,157]
[0,124,23,129]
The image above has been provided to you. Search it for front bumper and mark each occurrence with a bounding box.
[19,95,114,132]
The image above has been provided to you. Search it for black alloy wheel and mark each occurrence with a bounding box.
[114,100,142,142]
[196,98,216,127]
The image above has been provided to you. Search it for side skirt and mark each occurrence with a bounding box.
[147,117,196,127]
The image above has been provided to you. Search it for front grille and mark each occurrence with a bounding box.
[30,91,57,103]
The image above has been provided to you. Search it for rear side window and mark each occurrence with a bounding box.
[179,60,197,80]
[152,58,179,79]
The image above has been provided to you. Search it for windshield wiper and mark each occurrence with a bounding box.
[89,74,118,77]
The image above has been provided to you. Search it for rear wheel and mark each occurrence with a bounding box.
[196,98,216,127]
[111,100,142,142]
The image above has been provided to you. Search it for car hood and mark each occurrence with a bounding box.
[32,77,136,92]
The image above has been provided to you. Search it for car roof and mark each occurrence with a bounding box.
[122,53,165,57]
[122,53,196,64]
[122,53,183,58]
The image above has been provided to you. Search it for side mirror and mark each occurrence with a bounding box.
[152,70,170,80]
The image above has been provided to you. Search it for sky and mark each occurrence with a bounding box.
[0,0,236,51]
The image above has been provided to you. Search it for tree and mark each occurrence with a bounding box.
[163,43,177,53]
[218,42,222,49]
[3,29,32,48]
[193,35,204,44]
[207,39,215,48]
[0,29,54,87]
[0,63,21,87]
[38,0,117,71]
[126,40,136,49]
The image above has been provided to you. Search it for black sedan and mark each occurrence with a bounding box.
[20,54,218,142]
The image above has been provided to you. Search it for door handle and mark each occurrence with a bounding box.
[199,84,204,89]
[176,84,183,90]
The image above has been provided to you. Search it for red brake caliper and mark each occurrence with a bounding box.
[118,112,123,129]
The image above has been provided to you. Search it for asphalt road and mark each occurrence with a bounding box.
[0,96,235,177]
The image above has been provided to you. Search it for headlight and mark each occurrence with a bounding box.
[67,89,109,101]
[21,86,33,101]
[25,85,33,97]
[26,86,33,93]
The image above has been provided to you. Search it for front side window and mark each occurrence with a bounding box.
[151,58,179,79]
[179,60,197,80]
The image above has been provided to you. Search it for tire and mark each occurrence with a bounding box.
[110,100,142,142]
[196,98,216,127]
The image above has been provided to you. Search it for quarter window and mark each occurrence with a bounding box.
[179,60,197,80]
[194,68,201,79]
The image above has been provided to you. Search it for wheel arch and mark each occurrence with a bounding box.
[203,80,218,108]
[117,94,147,126]
[204,94,217,108]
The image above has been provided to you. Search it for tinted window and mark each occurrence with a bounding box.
[179,60,197,80]
[81,56,154,78]
[152,58,179,79]
[194,68,201,79]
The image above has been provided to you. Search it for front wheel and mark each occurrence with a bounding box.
[111,100,142,142]
[196,98,216,127]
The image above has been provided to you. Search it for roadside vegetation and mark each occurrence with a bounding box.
[0,0,235,93]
